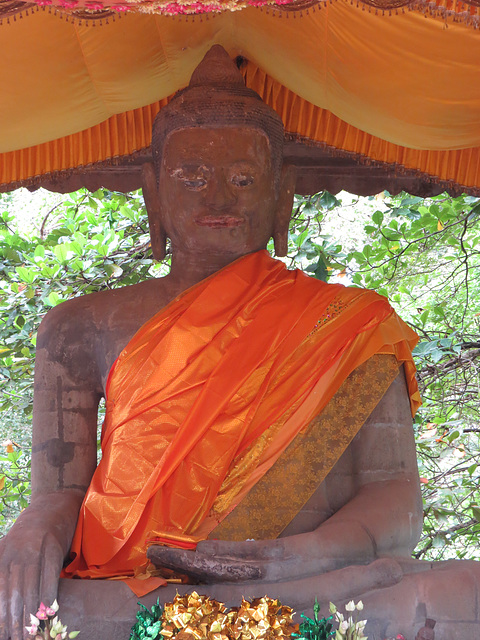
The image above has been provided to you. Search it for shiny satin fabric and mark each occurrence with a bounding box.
[212,352,402,542]
[1,3,480,190]
[62,251,419,594]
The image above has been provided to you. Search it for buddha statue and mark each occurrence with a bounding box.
[0,45,478,640]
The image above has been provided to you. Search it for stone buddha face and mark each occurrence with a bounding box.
[157,126,281,259]
[143,125,294,263]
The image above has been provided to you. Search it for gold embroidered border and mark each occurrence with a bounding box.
[211,353,400,541]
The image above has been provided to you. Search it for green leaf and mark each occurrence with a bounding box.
[15,266,36,284]
[471,506,480,523]
[313,257,328,282]
[46,292,62,307]
[420,310,429,325]
[432,534,447,548]
[362,245,372,259]
[296,230,310,248]
[34,244,45,259]
[53,243,71,263]
[104,264,124,278]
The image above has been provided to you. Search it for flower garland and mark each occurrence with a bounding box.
[128,593,407,640]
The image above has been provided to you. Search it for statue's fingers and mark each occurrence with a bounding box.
[39,537,63,607]
[23,562,41,633]
[312,558,403,603]
[8,564,25,640]
[147,546,263,583]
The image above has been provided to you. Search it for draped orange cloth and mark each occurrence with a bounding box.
[62,251,419,593]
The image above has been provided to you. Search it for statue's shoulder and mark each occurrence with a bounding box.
[35,278,172,384]
[304,277,392,309]
[37,277,170,347]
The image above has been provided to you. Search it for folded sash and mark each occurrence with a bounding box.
[62,250,420,593]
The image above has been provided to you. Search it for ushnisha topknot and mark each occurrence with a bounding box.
[151,45,285,186]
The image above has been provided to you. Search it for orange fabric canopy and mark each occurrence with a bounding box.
[1,0,480,191]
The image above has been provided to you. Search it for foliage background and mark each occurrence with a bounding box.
[0,187,479,561]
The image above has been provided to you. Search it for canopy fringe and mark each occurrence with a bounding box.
[0,148,148,194]
[284,132,480,197]
[2,137,480,198]
[1,0,480,26]
[0,0,117,24]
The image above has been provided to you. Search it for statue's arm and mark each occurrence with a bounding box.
[148,366,423,583]
[327,365,423,559]
[0,301,102,640]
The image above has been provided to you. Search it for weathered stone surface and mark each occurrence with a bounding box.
[57,561,480,640]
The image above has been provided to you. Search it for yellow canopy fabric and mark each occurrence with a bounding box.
[1,1,480,191]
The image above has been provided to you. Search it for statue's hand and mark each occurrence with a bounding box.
[147,543,264,583]
[0,492,82,640]
[147,537,316,584]
[147,521,375,584]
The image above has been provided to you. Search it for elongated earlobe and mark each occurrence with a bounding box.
[142,162,167,261]
[273,164,296,257]
[274,234,288,258]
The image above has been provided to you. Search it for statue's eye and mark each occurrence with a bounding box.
[231,174,254,188]
[182,178,207,190]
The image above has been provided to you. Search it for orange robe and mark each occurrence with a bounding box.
[62,250,420,593]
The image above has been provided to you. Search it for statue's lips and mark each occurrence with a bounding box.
[195,215,245,228]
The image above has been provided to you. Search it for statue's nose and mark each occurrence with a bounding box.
[205,174,237,210]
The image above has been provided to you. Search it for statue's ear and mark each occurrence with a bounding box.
[273,164,296,257]
[142,162,167,261]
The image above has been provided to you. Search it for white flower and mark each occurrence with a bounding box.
[25,624,38,636]
[51,600,59,613]
[356,601,364,611]
[356,620,367,631]
[345,600,356,612]
[50,617,68,639]
[339,620,349,634]
[29,614,40,627]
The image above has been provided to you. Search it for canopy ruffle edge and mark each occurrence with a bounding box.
[2,65,480,196]
[2,0,480,22]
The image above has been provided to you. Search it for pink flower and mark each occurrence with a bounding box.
[36,603,48,620]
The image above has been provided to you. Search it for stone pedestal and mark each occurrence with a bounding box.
[57,559,480,640]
